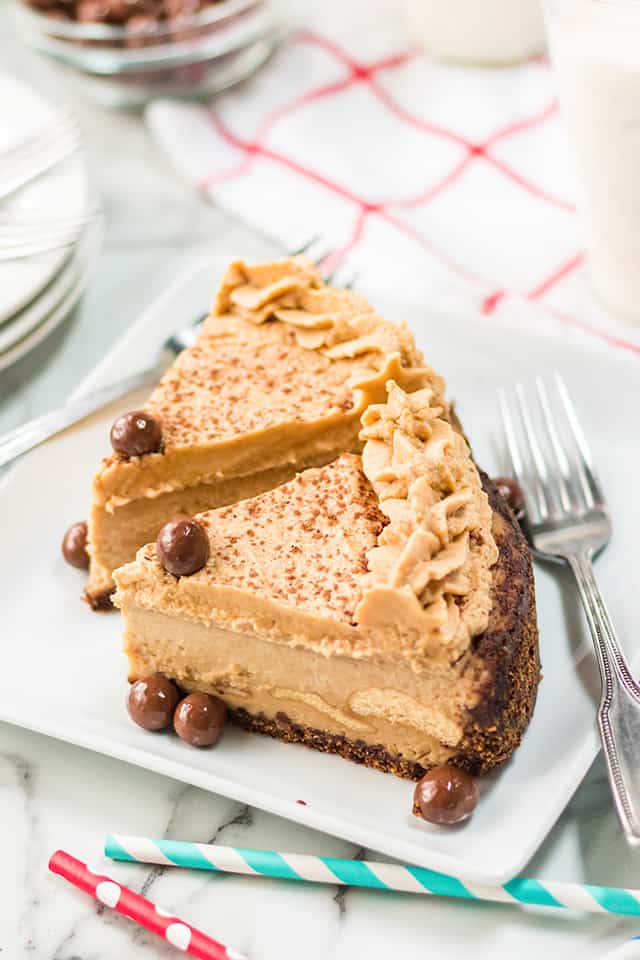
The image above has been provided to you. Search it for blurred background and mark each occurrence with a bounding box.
[0,0,281,441]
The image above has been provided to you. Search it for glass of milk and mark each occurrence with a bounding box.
[546,0,640,322]
[403,0,546,65]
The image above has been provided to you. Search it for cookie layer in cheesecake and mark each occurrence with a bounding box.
[114,383,540,776]
[87,257,436,605]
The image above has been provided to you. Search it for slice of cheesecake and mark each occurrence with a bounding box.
[114,383,539,777]
[86,257,436,608]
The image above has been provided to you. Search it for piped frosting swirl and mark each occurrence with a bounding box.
[355,382,498,657]
[214,256,442,401]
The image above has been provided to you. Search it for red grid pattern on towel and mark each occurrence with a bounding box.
[199,32,639,356]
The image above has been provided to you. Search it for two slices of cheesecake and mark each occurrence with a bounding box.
[87,256,436,607]
[88,257,539,778]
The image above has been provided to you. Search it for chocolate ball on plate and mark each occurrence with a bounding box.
[110,410,163,458]
[156,517,210,577]
[412,765,479,825]
[127,674,181,731]
[61,520,90,569]
[173,692,226,747]
[494,476,525,516]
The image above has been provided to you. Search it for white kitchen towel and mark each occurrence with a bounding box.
[146,0,640,360]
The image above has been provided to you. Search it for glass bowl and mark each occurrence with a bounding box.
[9,0,285,107]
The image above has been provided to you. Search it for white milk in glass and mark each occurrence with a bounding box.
[403,0,546,65]
[547,0,640,321]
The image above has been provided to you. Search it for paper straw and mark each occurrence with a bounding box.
[49,850,247,960]
[106,835,640,918]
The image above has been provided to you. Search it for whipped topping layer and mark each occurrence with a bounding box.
[93,257,437,510]
[150,255,439,452]
[191,454,385,623]
[214,256,440,417]
[355,382,498,657]
[217,258,430,357]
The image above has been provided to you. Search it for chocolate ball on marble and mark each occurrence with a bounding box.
[412,765,479,825]
[156,517,210,577]
[127,674,181,731]
[110,410,162,458]
[62,521,90,569]
[494,476,525,516]
[173,692,226,747]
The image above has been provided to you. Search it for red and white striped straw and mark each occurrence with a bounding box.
[49,850,247,960]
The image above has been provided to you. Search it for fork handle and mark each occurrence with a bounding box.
[0,361,164,470]
[568,550,640,847]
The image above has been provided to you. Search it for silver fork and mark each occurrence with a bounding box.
[0,211,99,262]
[499,374,640,847]
[0,239,354,469]
[0,111,82,203]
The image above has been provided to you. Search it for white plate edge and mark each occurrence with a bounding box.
[0,702,600,884]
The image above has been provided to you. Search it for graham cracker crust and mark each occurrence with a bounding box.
[454,472,539,774]
[230,706,431,780]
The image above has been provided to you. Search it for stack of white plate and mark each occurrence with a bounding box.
[0,72,99,373]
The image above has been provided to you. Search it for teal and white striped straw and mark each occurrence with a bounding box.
[105,835,640,918]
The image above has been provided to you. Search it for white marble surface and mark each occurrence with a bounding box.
[1,12,639,960]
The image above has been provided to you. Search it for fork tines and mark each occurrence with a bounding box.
[289,236,357,288]
[499,375,604,525]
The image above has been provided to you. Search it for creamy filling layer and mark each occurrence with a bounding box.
[122,605,475,766]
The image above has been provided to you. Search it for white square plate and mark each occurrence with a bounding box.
[2,256,637,884]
